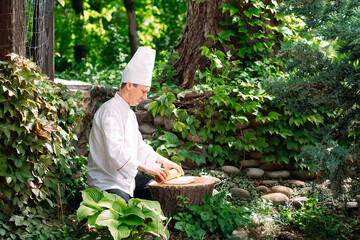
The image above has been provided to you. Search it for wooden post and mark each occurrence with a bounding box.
[32,0,55,80]
[0,0,26,61]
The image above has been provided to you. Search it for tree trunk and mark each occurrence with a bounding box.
[124,0,138,57]
[149,177,216,217]
[0,0,26,61]
[173,0,229,89]
[173,0,281,89]
[72,0,86,62]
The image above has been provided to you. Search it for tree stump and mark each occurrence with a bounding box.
[149,177,216,218]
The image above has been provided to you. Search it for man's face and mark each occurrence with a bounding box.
[128,84,150,106]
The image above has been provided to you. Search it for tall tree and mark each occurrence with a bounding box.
[124,0,138,56]
[173,0,281,88]
[72,0,86,62]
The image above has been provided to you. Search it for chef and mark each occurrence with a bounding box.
[87,46,183,202]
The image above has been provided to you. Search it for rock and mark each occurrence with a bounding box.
[355,195,360,200]
[241,128,256,135]
[271,186,293,197]
[277,231,304,240]
[256,185,269,194]
[230,188,251,198]
[233,228,248,240]
[135,111,153,124]
[142,134,154,140]
[236,121,250,130]
[260,180,278,186]
[299,187,313,194]
[248,151,262,159]
[137,99,153,110]
[260,163,284,171]
[239,159,260,168]
[212,189,219,196]
[143,102,152,111]
[221,165,240,174]
[261,193,289,205]
[186,133,203,143]
[246,168,264,178]
[290,170,315,180]
[284,163,297,171]
[293,197,308,207]
[163,117,176,130]
[139,124,155,135]
[338,202,358,209]
[284,179,305,187]
[154,115,164,126]
[265,170,291,179]
[178,90,203,99]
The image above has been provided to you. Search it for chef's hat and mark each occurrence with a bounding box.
[121,47,156,86]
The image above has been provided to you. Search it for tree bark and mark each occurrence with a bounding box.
[149,177,216,217]
[124,0,138,57]
[0,0,26,61]
[173,0,281,89]
[173,0,228,89]
[72,0,86,62]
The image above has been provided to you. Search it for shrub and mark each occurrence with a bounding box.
[0,54,83,238]
[173,191,252,239]
[77,188,169,240]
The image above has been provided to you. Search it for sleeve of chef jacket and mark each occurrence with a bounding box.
[137,130,161,167]
[100,109,140,181]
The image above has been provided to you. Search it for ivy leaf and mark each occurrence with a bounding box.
[218,30,235,41]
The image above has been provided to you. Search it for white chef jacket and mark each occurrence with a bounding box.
[87,93,161,196]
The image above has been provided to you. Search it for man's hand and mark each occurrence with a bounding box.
[137,164,170,182]
[156,157,184,175]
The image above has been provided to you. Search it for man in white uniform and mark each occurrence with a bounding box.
[87,47,183,202]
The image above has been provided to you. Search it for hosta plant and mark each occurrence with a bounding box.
[77,188,169,240]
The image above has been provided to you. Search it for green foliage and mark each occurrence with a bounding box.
[173,192,252,239]
[54,0,186,85]
[269,0,360,197]
[0,54,84,238]
[77,188,169,240]
[278,198,351,239]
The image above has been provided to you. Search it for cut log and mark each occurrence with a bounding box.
[149,177,216,217]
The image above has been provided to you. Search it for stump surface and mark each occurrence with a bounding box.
[149,176,216,217]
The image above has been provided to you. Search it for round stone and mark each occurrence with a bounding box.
[186,133,203,143]
[293,197,308,207]
[260,163,284,171]
[299,186,313,194]
[256,185,269,193]
[261,193,289,205]
[239,160,260,168]
[284,179,305,187]
[137,99,153,109]
[338,202,358,209]
[230,188,251,198]
[270,185,293,197]
[233,228,248,239]
[139,124,155,135]
[265,170,291,179]
[290,170,315,180]
[143,102,152,111]
[221,165,240,174]
[163,117,176,130]
[246,168,264,178]
[154,115,164,126]
[260,180,278,186]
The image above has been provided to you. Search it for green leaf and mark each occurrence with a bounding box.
[108,223,131,240]
[122,206,145,219]
[218,30,235,41]
[81,188,104,205]
[121,215,143,226]
[77,205,98,221]
[95,210,119,227]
